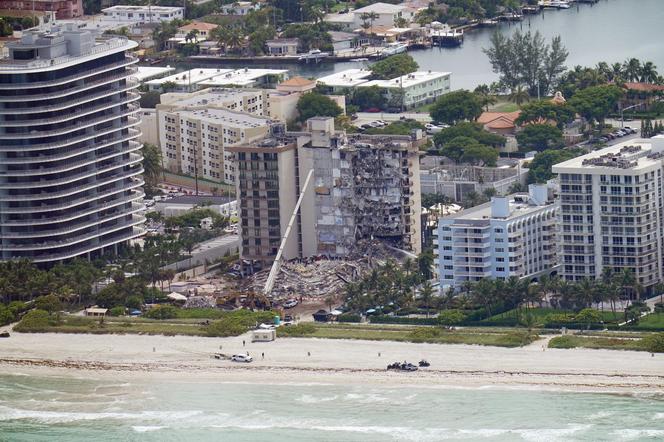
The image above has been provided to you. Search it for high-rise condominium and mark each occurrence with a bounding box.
[0,26,145,263]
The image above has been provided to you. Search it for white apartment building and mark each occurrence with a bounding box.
[552,138,664,292]
[146,68,289,92]
[435,185,558,288]
[160,108,271,183]
[0,26,144,263]
[352,3,417,28]
[101,5,184,23]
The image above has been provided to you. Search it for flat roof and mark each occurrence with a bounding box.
[446,196,553,222]
[317,68,373,87]
[198,68,289,87]
[146,68,231,86]
[179,108,271,128]
[353,3,408,14]
[166,88,263,107]
[103,5,183,12]
[553,139,660,172]
[360,71,450,89]
[134,66,176,81]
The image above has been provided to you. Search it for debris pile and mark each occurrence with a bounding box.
[241,240,404,299]
[183,296,216,309]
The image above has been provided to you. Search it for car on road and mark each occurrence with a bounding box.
[425,123,446,134]
[623,126,637,134]
[283,299,299,309]
[231,354,253,363]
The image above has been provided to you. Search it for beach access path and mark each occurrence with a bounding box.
[1,331,663,393]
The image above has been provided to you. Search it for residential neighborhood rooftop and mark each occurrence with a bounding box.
[361,70,451,89]
[198,68,289,86]
[317,69,373,87]
[181,108,272,127]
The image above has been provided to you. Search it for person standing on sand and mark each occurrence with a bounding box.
[242,340,245,347]
[262,352,264,360]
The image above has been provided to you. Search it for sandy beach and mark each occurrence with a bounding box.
[0,332,662,393]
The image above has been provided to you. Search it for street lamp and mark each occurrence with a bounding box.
[620,103,641,128]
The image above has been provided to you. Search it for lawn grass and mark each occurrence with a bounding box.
[283,323,538,348]
[15,315,208,336]
[548,335,648,351]
[485,308,622,325]
[632,313,664,330]
[489,100,520,112]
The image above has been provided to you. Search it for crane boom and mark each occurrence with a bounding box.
[263,169,314,296]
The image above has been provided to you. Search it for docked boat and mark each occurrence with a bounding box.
[431,28,464,47]
[538,0,571,9]
[298,49,330,62]
[381,42,408,57]
[480,19,498,27]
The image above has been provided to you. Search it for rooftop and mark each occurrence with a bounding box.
[178,21,218,32]
[146,68,229,86]
[198,68,288,87]
[553,138,664,172]
[278,76,315,87]
[445,192,553,223]
[477,111,522,129]
[317,68,373,87]
[103,5,184,12]
[0,26,136,72]
[162,88,264,107]
[353,3,409,14]
[134,66,176,82]
[179,108,271,128]
[360,71,450,89]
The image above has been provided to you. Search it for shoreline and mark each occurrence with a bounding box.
[1,332,663,394]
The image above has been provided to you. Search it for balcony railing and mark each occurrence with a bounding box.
[0,55,137,90]
[1,112,139,140]
[1,136,139,165]
[0,125,139,153]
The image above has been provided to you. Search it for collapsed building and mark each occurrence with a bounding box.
[227,117,423,271]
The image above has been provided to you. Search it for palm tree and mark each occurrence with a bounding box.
[509,85,530,106]
[419,281,434,318]
[576,278,595,309]
[616,268,636,300]
[623,58,642,82]
[472,278,496,319]
[474,84,497,111]
[639,61,659,84]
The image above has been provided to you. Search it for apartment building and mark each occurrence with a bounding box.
[552,138,664,292]
[227,117,423,270]
[0,0,83,19]
[160,107,271,183]
[101,6,184,23]
[435,185,558,288]
[0,26,145,263]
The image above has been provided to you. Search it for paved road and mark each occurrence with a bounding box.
[164,234,239,272]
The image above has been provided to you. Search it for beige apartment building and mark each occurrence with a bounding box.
[227,117,423,269]
[553,137,664,295]
[160,107,271,183]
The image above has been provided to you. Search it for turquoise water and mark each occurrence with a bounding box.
[0,374,663,441]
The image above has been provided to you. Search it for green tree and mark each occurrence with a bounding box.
[438,309,467,326]
[516,124,564,151]
[142,143,163,191]
[417,250,434,282]
[516,100,576,129]
[352,86,387,111]
[527,149,584,183]
[34,295,63,314]
[369,53,418,80]
[508,85,530,106]
[433,122,506,147]
[430,90,483,125]
[438,136,477,163]
[576,308,602,330]
[145,305,178,320]
[296,93,342,121]
[568,84,623,127]
[643,333,664,353]
[418,281,434,317]
[461,142,498,166]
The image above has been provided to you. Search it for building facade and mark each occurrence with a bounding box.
[159,107,271,183]
[0,26,145,263]
[435,185,558,288]
[0,0,83,19]
[552,139,664,292]
[228,117,423,270]
[101,6,184,23]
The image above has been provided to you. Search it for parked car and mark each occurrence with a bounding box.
[624,126,637,134]
[283,299,299,309]
[231,354,253,363]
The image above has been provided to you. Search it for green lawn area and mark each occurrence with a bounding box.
[489,100,520,112]
[279,323,538,348]
[633,313,664,330]
[485,308,622,325]
[548,335,647,351]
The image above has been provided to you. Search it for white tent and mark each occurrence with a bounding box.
[167,292,187,302]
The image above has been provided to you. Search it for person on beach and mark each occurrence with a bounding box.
[262,352,264,359]
[243,340,245,347]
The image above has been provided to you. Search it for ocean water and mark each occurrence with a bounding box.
[0,374,663,441]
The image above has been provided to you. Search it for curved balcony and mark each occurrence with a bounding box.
[0,191,144,225]
[1,110,139,140]
[0,125,140,153]
[0,82,138,116]
[1,137,140,165]
[0,215,146,251]
[25,226,146,263]
[0,70,137,103]
[1,91,140,126]
[0,154,142,189]
[0,143,142,177]
[0,182,144,213]
[1,203,144,239]
[0,167,143,201]
[0,55,137,90]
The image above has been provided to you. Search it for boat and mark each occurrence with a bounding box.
[380,42,408,57]
[431,28,464,47]
[538,0,571,9]
[350,58,369,62]
[298,49,330,62]
[480,19,498,27]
